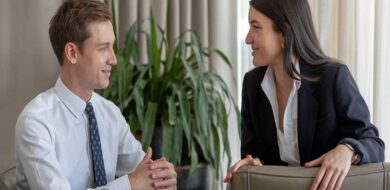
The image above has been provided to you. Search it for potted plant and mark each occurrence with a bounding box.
[101,5,240,188]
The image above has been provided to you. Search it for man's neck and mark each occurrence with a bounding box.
[60,70,92,102]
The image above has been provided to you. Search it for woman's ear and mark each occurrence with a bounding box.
[279,33,285,49]
[64,42,78,64]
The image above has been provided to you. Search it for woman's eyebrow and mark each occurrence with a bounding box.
[250,20,261,25]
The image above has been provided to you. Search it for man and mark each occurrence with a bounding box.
[15,0,176,189]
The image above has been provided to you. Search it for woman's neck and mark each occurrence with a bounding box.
[272,61,293,96]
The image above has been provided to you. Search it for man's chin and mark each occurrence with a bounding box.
[96,82,110,90]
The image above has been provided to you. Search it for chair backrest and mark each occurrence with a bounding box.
[0,167,17,190]
[230,162,390,190]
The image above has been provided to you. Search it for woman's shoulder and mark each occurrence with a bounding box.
[301,60,350,78]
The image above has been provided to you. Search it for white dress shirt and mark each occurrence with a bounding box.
[15,77,145,190]
[261,64,301,166]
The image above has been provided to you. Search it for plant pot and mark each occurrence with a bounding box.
[176,163,213,190]
[150,125,163,160]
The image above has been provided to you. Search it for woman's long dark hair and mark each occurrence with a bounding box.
[250,0,331,80]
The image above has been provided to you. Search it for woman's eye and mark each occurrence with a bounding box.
[252,25,260,29]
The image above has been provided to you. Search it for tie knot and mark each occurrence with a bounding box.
[85,102,94,115]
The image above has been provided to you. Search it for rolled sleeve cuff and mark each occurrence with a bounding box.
[338,138,363,164]
[105,175,131,190]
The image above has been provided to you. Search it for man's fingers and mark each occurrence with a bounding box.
[150,160,174,171]
[152,168,177,180]
[154,178,177,188]
[153,156,167,163]
[141,147,153,164]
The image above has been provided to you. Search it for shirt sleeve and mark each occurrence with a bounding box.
[86,175,131,190]
[113,107,145,189]
[15,113,72,190]
[15,109,144,190]
[88,107,145,190]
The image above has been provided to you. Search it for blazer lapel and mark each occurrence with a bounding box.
[251,67,282,164]
[298,63,319,165]
[258,86,281,163]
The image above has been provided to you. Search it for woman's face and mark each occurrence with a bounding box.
[245,6,284,67]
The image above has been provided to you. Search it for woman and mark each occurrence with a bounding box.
[224,0,384,189]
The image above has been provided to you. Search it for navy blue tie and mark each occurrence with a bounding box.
[85,102,107,187]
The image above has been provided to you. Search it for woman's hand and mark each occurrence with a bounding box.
[305,144,354,190]
[223,155,262,183]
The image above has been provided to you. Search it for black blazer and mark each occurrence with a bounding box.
[241,61,385,166]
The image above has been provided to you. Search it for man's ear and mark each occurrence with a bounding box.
[64,42,78,64]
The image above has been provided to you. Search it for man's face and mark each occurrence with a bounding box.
[75,21,117,90]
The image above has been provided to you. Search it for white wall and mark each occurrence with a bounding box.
[0,0,61,172]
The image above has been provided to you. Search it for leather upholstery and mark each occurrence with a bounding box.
[230,163,390,190]
[0,167,16,190]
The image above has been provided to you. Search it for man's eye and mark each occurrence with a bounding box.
[252,25,260,29]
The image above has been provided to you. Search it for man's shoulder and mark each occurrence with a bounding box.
[92,92,118,108]
[91,92,128,128]
[15,87,60,136]
[20,87,60,117]
[92,92,122,114]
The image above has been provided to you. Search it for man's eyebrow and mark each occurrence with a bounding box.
[96,42,110,47]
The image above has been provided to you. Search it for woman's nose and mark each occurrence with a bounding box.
[245,31,252,44]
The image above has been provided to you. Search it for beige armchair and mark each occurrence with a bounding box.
[0,167,16,190]
[230,163,390,190]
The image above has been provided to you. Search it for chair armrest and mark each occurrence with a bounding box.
[0,167,17,190]
[230,162,390,190]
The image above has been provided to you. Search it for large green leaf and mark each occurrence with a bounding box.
[101,6,241,179]
[161,115,174,161]
[141,101,158,150]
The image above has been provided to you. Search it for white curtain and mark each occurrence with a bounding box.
[309,0,390,161]
[0,0,61,173]
[238,0,390,161]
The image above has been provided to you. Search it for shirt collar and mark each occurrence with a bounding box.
[261,62,302,92]
[261,65,276,100]
[293,61,301,90]
[54,76,90,118]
